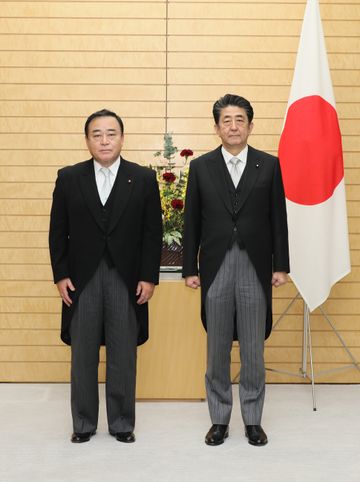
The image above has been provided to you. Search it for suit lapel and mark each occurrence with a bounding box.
[108,158,134,233]
[206,147,233,215]
[78,159,104,231]
[235,145,263,213]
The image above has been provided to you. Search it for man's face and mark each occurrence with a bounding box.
[85,116,124,166]
[214,105,253,154]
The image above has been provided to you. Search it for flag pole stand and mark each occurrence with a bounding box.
[265,292,360,411]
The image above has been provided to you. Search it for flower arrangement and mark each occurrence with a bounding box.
[152,133,193,248]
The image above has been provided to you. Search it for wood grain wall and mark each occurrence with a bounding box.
[0,1,359,383]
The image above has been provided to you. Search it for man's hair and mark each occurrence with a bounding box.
[84,109,124,137]
[212,94,254,124]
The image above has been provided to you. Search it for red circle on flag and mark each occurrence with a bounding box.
[278,95,343,205]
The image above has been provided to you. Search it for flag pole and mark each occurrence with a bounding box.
[302,302,317,411]
[301,302,309,375]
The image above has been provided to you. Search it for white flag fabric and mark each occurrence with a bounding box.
[278,0,350,311]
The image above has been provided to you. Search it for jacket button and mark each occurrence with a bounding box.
[233,227,237,232]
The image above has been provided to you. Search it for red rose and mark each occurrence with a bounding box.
[163,172,176,183]
[180,149,193,158]
[171,199,184,210]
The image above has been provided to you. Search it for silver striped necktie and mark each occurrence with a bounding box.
[229,157,241,187]
[99,167,112,205]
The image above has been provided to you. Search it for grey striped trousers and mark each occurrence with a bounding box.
[205,243,267,425]
[70,259,138,434]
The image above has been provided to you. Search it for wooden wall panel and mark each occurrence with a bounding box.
[1,2,165,17]
[0,52,166,67]
[0,1,359,385]
[0,34,165,51]
[0,18,166,35]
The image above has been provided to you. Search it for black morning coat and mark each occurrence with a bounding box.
[49,157,163,346]
[182,145,290,340]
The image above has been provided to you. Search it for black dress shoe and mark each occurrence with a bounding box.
[205,424,229,446]
[245,425,268,446]
[110,431,136,443]
[71,430,96,443]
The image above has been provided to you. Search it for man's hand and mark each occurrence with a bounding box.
[136,281,155,305]
[56,278,75,307]
[185,275,201,289]
[272,272,288,288]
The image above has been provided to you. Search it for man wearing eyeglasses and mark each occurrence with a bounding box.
[49,109,162,444]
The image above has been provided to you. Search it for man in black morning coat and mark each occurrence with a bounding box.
[183,95,289,447]
[49,109,162,443]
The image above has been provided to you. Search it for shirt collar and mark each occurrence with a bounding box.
[221,145,248,165]
[93,156,121,176]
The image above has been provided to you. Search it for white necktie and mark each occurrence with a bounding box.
[229,157,241,187]
[99,167,112,205]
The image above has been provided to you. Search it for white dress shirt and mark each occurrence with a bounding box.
[93,157,121,203]
[222,145,248,182]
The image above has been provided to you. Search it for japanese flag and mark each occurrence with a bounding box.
[278,0,351,311]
